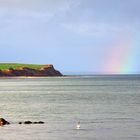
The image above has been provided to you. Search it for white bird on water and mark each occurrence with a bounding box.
[76,121,80,129]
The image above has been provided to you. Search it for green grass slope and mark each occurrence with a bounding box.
[0,63,49,70]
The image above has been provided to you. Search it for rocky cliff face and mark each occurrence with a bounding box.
[0,65,62,77]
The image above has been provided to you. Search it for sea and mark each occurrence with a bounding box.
[0,75,140,140]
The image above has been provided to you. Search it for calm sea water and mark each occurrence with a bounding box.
[0,75,140,140]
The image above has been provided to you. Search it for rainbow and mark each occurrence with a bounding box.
[103,35,134,74]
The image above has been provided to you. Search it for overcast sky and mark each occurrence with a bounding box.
[0,0,140,74]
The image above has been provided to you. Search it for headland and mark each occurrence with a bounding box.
[0,63,62,77]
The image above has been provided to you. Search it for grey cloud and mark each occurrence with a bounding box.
[0,0,80,12]
[0,0,140,22]
[0,0,80,23]
[80,0,140,22]
[60,0,140,37]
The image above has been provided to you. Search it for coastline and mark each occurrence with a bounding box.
[0,64,62,77]
[0,76,63,79]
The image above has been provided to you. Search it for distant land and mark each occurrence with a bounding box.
[0,63,62,77]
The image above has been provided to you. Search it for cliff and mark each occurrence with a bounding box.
[0,65,62,77]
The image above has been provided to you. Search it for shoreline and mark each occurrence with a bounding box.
[0,74,140,79]
[0,76,63,79]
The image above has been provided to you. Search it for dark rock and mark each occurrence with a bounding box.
[24,121,32,124]
[38,121,44,124]
[0,119,45,125]
[33,121,45,124]
[21,121,45,124]
[0,118,10,126]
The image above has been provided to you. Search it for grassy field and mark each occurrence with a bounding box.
[0,63,48,70]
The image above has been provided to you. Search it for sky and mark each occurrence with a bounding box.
[0,0,140,74]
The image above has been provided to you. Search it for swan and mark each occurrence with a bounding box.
[76,121,80,129]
